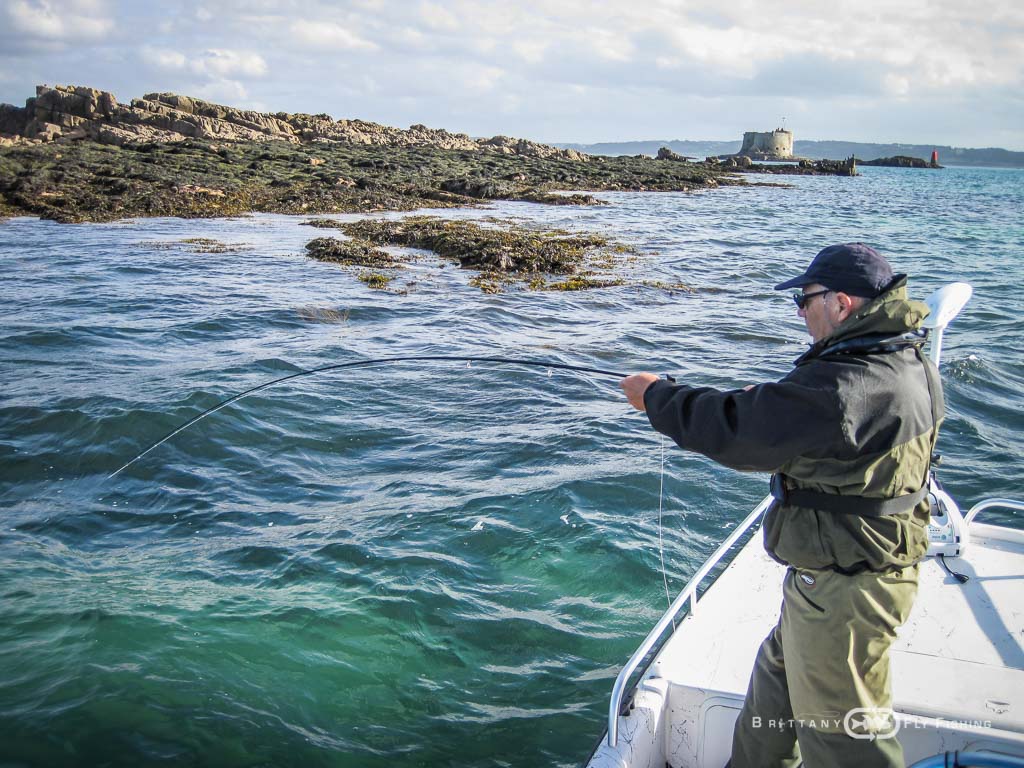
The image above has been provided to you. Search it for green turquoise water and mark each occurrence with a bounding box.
[1,166,1022,767]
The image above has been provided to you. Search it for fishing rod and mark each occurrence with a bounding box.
[108,355,629,479]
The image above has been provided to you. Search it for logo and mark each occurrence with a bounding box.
[843,707,900,740]
[799,572,816,586]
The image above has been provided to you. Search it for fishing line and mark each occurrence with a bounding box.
[657,432,676,630]
[108,352,680,627]
[108,355,628,479]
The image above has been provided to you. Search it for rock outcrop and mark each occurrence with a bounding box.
[656,147,692,162]
[856,155,941,169]
[0,84,587,161]
[478,135,586,161]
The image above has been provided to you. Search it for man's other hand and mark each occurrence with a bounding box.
[620,373,661,412]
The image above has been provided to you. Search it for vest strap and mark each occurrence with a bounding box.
[769,473,928,518]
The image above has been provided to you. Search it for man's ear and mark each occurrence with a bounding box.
[833,291,857,317]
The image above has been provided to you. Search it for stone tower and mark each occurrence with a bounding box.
[738,128,793,160]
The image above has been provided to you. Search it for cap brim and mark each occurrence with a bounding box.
[774,274,814,291]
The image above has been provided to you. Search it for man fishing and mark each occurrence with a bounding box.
[620,243,942,768]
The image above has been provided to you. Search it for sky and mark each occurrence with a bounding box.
[1,0,1022,150]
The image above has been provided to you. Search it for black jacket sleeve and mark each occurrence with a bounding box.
[642,372,847,472]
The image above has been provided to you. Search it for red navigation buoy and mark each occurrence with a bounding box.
[931,150,939,165]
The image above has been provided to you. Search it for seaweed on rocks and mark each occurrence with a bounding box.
[469,271,516,294]
[529,275,627,291]
[302,216,641,294]
[0,134,742,223]
[304,237,406,268]
[301,218,353,230]
[437,177,604,206]
[856,155,941,168]
[739,158,859,176]
[304,236,411,293]
[516,190,604,206]
[290,214,697,296]
[144,237,249,253]
[296,306,350,324]
[336,216,611,274]
[357,272,394,289]
[0,198,18,220]
[178,237,247,253]
[440,177,515,199]
[640,280,696,294]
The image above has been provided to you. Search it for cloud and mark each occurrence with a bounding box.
[512,39,548,65]
[583,26,634,63]
[645,1,1021,93]
[462,65,505,93]
[194,49,267,78]
[192,78,250,104]
[662,25,799,79]
[393,26,427,48]
[141,46,188,72]
[4,0,114,42]
[418,0,459,31]
[142,47,266,78]
[288,19,378,51]
[883,73,911,98]
[739,54,885,100]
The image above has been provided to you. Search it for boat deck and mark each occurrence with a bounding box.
[598,521,1024,768]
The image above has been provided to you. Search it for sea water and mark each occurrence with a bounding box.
[1,166,1022,767]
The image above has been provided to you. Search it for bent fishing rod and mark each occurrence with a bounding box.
[108,355,630,479]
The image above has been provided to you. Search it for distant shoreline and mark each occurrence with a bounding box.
[555,140,1024,169]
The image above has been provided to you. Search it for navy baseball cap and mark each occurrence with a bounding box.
[774,243,901,298]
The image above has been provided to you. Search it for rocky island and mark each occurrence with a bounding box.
[0,84,861,224]
[0,85,865,293]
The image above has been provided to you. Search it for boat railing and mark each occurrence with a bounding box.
[606,494,773,747]
[965,498,1024,526]
[909,750,1024,768]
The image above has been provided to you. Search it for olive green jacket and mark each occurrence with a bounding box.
[643,279,942,572]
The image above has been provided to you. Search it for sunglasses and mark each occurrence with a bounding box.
[792,289,830,309]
